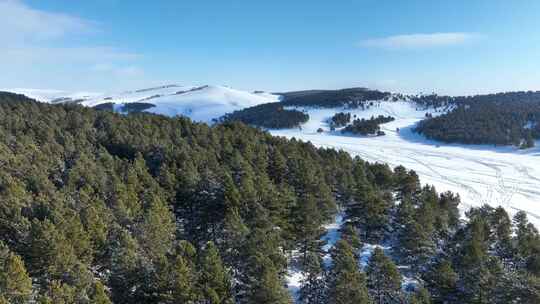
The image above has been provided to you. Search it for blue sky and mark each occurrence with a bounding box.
[2,0,540,95]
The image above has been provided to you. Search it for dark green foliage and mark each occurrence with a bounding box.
[0,92,540,303]
[0,243,32,304]
[93,102,115,111]
[199,242,233,304]
[90,281,113,304]
[121,102,156,113]
[221,102,309,129]
[423,260,458,303]
[329,112,351,129]
[222,88,391,129]
[327,240,371,304]
[367,248,402,304]
[342,115,395,136]
[279,88,391,108]
[415,92,540,146]
[298,252,326,304]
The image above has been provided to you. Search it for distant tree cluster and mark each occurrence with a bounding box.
[412,91,540,109]
[415,99,540,147]
[93,102,115,111]
[342,115,395,136]
[220,102,309,129]
[120,102,156,113]
[1,92,539,304]
[279,88,391,108]
[329,112,351,129]
[222,88,391,129]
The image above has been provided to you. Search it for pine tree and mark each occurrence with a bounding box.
[456,217,499,304]
[292,194,325,268]
[523,131,535,149]
[44,280,76,304]
[298,252,326,304]
[199,242,233,304]
[400,220,435,271]
[513,211,540,268]
[248,254,292,304]
[268,148,288,184]
[409,287,431,304]
[341,223,362,252]
[27,218,85,285]
[423,259,458,303]
[438,191,461,232]
[135,197,176,260]
[90,281,112,304]
[0,243,32,304]
[491,207,513,262]
[348,188,390,242]
[0,173,31,249]
[109,229,144,304]
[366,248,402,304]
[220,174,249,268]
[328,240,371,304]
[393,166,420,199]
[237,207,290,304]
[170,252,200,303]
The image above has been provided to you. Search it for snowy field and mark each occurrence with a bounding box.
[270,101,540,227]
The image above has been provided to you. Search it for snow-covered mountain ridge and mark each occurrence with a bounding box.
[4,84,280,123]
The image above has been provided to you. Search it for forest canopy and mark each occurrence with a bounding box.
[415,92,540,147]
[0,92,539,304]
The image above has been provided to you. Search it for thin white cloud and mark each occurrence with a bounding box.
[0,0,94,42]
[0,0,145,90]
[360,32,480,49]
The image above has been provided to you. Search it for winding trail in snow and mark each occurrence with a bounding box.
[272,101,540,227]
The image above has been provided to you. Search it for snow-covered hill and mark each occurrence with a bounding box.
[5,85,280,123]
[270,101,540,227]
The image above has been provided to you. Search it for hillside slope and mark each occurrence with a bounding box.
[6,85,279,123]
[270,101,540,227]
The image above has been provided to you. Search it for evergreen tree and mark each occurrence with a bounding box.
[43,280,76,304]
[135,197,176,260]
[90,281,113,304]
[170,252,200,303]
[348,187,390,242]
[0,243,32,304]
[366,248,402,304]
[109,229,144,304]
[423,259,458,303]
[409,287,431,304]
[292,194,325,268]
[341,223,363,252]
[491,207,513,262]
[237,206,290,304]
[248,254,292,304]
[513,211,540,267]
[328,240,371,304]
[298,252,326,304]
[456,217,500,304]
[438,191,461,231]
[220,174,249,268]
[199,242,233,304]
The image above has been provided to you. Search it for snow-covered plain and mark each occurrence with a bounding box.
[270,101,540,227]
[5,85,279,123]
